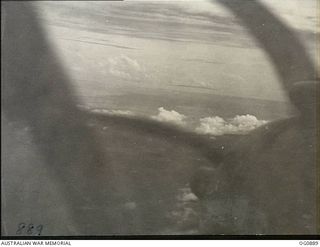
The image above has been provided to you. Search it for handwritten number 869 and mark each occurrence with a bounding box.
[16,223,43,235]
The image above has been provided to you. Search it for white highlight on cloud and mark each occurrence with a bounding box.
[151,107,187,127]
[196,114,268,136]
[108,54,146,81]
[89,108,135,116]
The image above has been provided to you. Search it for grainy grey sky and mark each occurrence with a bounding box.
[34,0,318,101]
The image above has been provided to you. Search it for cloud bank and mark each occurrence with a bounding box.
[196,114,268,136]
[79,104,267,135]
[151,107,187,126]
[108,54,146,81]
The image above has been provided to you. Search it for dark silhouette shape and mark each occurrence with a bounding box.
[2,2,127,234]
[190,0,319,234]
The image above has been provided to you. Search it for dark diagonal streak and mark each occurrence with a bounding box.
[60,37,137,50]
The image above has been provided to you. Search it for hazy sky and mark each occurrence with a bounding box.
[34,0,318,102]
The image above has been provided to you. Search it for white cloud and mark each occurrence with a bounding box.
[196,114,267,136]
[108,54,146,81]
[109,109,135,116]
[88,108,135,116]
[151,107,186,127]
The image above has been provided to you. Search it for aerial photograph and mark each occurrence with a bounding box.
[1,0,319,237]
